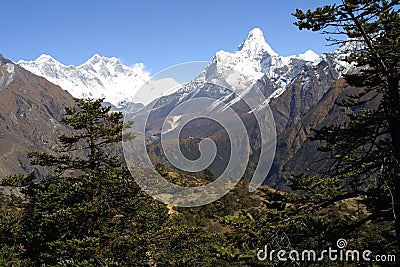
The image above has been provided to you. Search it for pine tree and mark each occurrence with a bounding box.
[15,98,168,266]
[292,0,400,246]
[28,98,131,174]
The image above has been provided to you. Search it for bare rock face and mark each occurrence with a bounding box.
[267,55,347,188]
[0,55,75,177]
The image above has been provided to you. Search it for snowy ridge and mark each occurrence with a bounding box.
[169,28,324,108]
[18,54,150,108]
[16,28,354,110]
[328,38,366,75]
[164,28,358,117]
[207,28,322,94]
[207,28,358,106]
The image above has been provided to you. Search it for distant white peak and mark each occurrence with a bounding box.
[298,50,319,62]
[108,57,121,65]
[87,54,103,64]
[34,54,59,64]
[238,28,278,57]
[86,54,121,66]
[335,38,366,55]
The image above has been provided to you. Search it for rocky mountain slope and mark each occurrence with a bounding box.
[0,54,75,177]
[133,28,356,189]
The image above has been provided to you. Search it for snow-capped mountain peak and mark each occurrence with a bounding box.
[298,50,320,62]
[35,54,62,64]
[238,27,277,57]
[18,54,151,108]
[84,53,120,66]
[203,28,322,97]
[88,53,101,61]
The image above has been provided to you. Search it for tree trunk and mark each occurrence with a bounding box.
[387,77,400,246]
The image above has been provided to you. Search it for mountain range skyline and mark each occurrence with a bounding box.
[0,25,354,182]
[16,28,349,108]
[16,27,323,73]
[3,0,341,73]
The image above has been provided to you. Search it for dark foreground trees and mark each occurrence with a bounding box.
[1,98,169,266]
[290,0,400,249]
[0,98,234,266]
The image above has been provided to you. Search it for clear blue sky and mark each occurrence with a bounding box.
[3,0,339,73]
